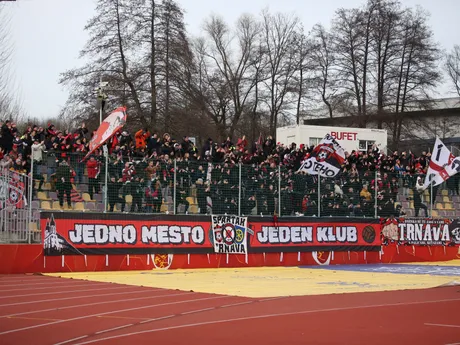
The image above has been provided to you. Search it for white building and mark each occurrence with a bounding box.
[276,125,388,153]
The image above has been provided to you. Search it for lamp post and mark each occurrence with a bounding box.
[94,78,108,125]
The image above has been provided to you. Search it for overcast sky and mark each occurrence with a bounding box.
[4,0,460,120]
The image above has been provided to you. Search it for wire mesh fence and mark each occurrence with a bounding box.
[22,151,459,220]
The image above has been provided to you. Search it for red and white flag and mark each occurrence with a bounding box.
[83,107,127,161]
[298,133,345,177]
[423,137,460,188]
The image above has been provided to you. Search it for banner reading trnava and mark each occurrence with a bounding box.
[211,215,248,254]
[381,217,460,246]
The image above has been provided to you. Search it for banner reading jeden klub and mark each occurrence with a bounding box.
[211,215,248,254]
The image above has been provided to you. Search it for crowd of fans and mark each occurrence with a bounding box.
[1,118,455,217]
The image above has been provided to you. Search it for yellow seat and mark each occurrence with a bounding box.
[74,202,85,211]
[37,191,50,201]
[186,197,196,205]
[41,201,51,210]
[42,182,51,191]
[82,193,93,202]
[160,204,168,213]
[125,195,133,203]
[443,196,450,203]
[444,203,454,210]
[52,201,62,210]
[29,222,38,231]
[441,190,449,196]
[436,203,444,210]
[189,205,199,214]
[431,210,439,217]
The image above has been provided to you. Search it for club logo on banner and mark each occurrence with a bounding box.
[211,215,247,254]
[381,217,460,246]
[298,133,345,178]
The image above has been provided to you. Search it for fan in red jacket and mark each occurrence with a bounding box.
[86,156,100,200]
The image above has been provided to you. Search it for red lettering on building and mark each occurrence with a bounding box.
[330,131,357,141]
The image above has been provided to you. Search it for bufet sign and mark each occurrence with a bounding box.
[330,131,358,141]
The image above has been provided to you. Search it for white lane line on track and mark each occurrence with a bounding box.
[0,288,155,308]
[180,307,215,315]
[0,281,89,288]
[95,324,134,335]
[425,323,460,328]
[0,283,110,293]
[0,285,132,299]
[139,315,175,324]
[71,297,460,345]
[220,301,253,308]
[0,295,228,336]
[0,292,195,318]
[54,335,88,345]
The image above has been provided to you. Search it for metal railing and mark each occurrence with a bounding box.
[3,150,458,243]
[26,152,459,219]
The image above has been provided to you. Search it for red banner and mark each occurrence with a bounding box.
[248,219,379,251]
[41,212,381,256]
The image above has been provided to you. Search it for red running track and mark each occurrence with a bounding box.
[1,274,460,345]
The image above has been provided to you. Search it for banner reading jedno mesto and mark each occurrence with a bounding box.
[298,133,345,177]
[41,212,380,256]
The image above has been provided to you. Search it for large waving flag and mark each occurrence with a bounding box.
[424,137,460,188]
[298,133,345,177]
[83,107,127,161]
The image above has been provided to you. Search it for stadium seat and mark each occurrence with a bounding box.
[42,182,51,191]
[37,192,50,201]
[442,196,450,203]
[74,202,85,211]
[96,203,105,212]
[125,195,133,204]
[186,197,196,205]
[431,210,439,217]
[435,203,444,210]
[85,202,96,211]
[41,201,52,210]
[82,193,94,202]
[189,205,199,214]
[444,203,454,210]
[160,203,168,213]
[441,189,449,196]
[52,201,62,210]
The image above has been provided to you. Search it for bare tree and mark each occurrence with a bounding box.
[0,4,25,122]
[310,24,337,118]
[445,45,460,96]
[261,10,300,136]
[199,14,261,139]
[332,8,367,121]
